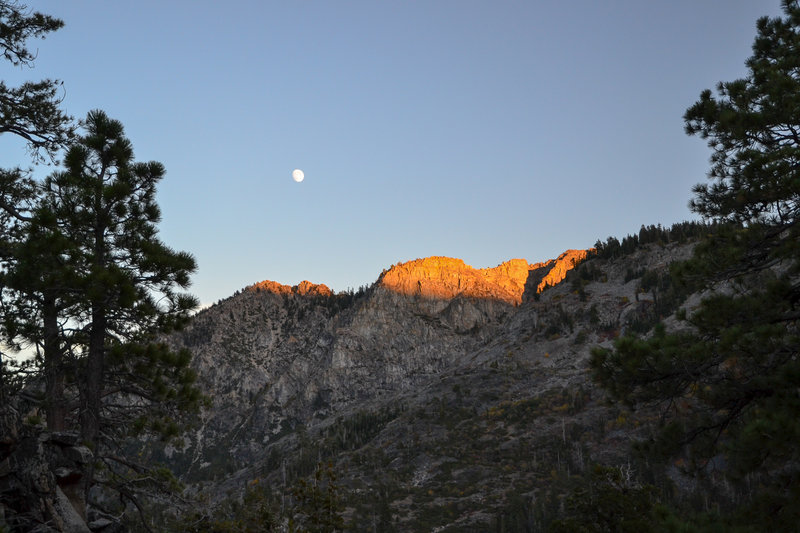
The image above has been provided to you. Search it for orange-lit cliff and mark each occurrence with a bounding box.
[247,279,333,297]
[531,249,590,293]
[378,249,589,305]
[244,249,589,305]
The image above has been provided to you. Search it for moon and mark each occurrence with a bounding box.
[291,169,304,183]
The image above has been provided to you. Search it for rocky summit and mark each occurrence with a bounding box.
[247,279,334,297]
[377,250,588,305]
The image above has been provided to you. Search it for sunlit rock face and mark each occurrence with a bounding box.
[378,256,530,304]
[378,251,589,305]
[247,279,333,297]
[529,249,591,294]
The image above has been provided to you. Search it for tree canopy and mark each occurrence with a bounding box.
[0,4,201,528]
[0,0,72,161]
[591,1,800,528]
[53,109,200,443]
[0,0,73,411]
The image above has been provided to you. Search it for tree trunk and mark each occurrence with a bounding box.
[80,302,106,498]
[43,292,66,431]
[0,352,5,405]
[80,304,106,444]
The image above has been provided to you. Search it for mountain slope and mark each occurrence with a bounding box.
[166,253,582,475]
[162,243,694,530]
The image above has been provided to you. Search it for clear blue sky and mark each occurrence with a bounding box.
[2,1,783,306]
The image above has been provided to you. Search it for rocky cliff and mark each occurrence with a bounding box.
[377,250,588,305]
[529,248,590,293]
[247,279,333,297]
[377,257,531,304]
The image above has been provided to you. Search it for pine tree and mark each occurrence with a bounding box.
[0,0,73,160]
[2,110,201,522]
[0,0,73,417]
[289,462,345,533]
[1,191,79,431]
[41,109,200,470]
[591,1,800,528]
[0,6,199,527]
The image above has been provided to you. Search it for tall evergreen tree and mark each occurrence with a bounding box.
[42,109,200,467]
[591,1,800,528]
[0,0,73,417]
[3,109,201,519]
[0,5,199,526]
[0,189,78,431]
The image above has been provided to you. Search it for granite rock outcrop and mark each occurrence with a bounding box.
[378,251,587,305]
[0,400,97,532]
[247,279,333,297]
[527,248,591,295]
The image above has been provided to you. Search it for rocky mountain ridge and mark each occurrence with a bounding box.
[162,250,590,481]
[151,242,697,530]
[247,279,333,297]
[377,250,588,305]
[243,249,589,309]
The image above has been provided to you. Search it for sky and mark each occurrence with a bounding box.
[1,1,784,307]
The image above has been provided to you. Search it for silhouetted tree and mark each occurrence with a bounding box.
[0,0,73,160]
[42,110,199,482]
[0,0,74,423]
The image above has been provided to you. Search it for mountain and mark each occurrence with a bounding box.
[155,243,694,530]
[166,250,588,472]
